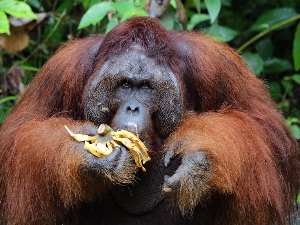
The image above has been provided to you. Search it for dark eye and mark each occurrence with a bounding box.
[141,82,151,89]
[121,80,132,89]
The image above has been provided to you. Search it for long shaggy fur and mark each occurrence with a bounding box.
[0,17,299,224]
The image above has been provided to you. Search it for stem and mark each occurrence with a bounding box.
[237,14,300,52]
[97,124,112,136]
[174,0,187,30]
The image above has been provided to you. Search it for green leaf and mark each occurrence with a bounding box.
[213,36,227,42]
[135,0,146,8]
[0,96,18,104]
[221,0,231,7]
[56,1,74,14]
[134,9,148,16]
[291,108,300,119]
[122,8,147,21]
[43,22,64,44]
[255,38,273,60]
[160,12,175,30]
[278,101,290,112]
[118,3,147,22]
[106,18,118,33]
[170,0,176,9]
[0,106,12,124]
[0,10,10,34]
[268,81,282,101]
[292,74,300,84]
[242,52,264,75]
[204,0,221,23]
[281,80,294,97]
[82,0,100,10]
[0,0,37,19]
[20,65,39,72]
[291,124,300,139]
[250,8,297,32]
[27,0,44,11]
[187,13,210,30]
[203,25,239,42]
[113,1,137,14]
[193,0,201,13]
[264,58,293,74]
[286,117,300,125]
[293,22,300,71]
[78,2,114,29]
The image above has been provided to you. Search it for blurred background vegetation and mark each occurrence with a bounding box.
[0,0,300,140]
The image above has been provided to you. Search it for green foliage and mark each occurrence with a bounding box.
[250,8,297,32]
[0,0,299,138]
[78,2,114,29]
[0,10,9,34]
[264,58,293,74]
[0,96,18,124]
[160,11,182,30]
[0,0,37,18]
[187,14,210,30]
[204,0,220,23]
[193,0,201,13]
[0,96,18,105]
[293,22,300,71]
[203,24,239,42]
[287,117,300,139]
[0,0,37,34]
[242,52,264,75]
[78,0,148,31]
[26,0,44,11]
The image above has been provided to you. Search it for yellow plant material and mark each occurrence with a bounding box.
[64,124,150,171]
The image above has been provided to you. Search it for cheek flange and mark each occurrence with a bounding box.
[85,54,183,138]
[153,70,182,137]
[85,62,118,125]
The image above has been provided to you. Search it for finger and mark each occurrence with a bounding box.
[106,146,122,162]
[115,146,130,171]
[81,154,105,178]
[163,162,189,191]
[164,149,176,167]
[162,175,172,193]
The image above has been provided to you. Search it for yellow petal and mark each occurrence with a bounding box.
[96,143,112,155]
[112,136,146,171]
[84,142,102,157]
[112,130,150,163]
[64,125,95,142]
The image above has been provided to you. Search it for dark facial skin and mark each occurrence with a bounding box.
[83,46,183,214]
[86,46,182,139]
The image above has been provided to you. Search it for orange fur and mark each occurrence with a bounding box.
[0,17,299,224]
[166,109,298,224]
[0,118,104,223]
[0,35,107,223]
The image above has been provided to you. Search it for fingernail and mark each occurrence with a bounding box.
[162,187,172,193]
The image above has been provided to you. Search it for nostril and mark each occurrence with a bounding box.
[126,106,139,115]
